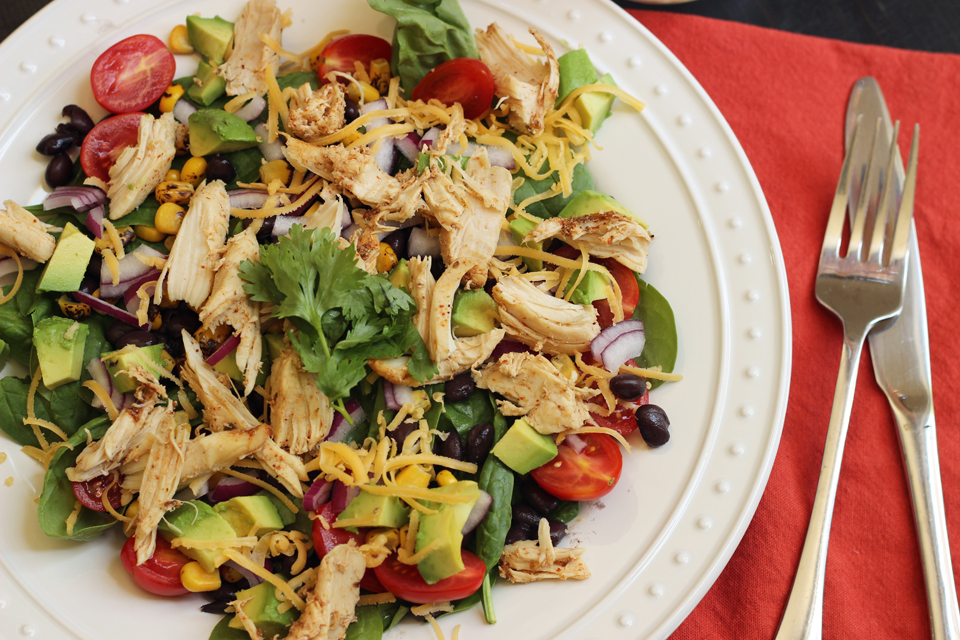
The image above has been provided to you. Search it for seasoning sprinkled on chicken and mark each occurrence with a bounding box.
[0,200,57,263]
[106,112,178,220]
[526,211,653,273]
[216,0,282,96]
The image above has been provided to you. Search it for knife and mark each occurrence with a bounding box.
[846,77,960,640]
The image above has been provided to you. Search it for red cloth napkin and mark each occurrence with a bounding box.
[622,9,960,639]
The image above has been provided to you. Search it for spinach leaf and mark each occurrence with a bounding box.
[345,605,383,640]
[0,337,9,369]
[112,198,160,227]
[277,71,320,92]
[632,277,678,390]
[548,500,579,523]
[490,394,509,442]
[512,162,594,218]
[438,388,493,439]
[222,146,264,189]
[0,376,47,446]
[366,380,395,441]
[35,382,97,438]
[480,571,496,624]
[208,614,250,640]
[37,415,117,541]
[0,268,45,365]
[381,603,408,631]
[474,456,514,572]
[367,0,479,95]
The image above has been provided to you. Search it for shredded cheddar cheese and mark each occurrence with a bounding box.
[0,245,23,305]
[223,549,306,610]
[102,248,121,286]
[358,593,397,606]
[172,536,258,550]
[103,220,125,259]
[220,468,299,514]
[22,418,68,442]
[621,364,683,382]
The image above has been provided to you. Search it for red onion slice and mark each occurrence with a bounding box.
[395,132,422,163]
[420,127,440,147]
[234,95,266,121]
[101,268,161,301]
[407,227,441,259]
[373,137,398,174]
[228,189,271,210]
[85,357,114,408]
[461,490,493,535]
[599,329,646,374]
[254,123,285,163]
[489,339,533,362]
[100,245,166,296]
[341,222,359,240]
[205,334,242,366]
[330,481,360,514]
[174,479,210,501]
[0,256,37,279]
[172,98,198,126]
[223,559,265,587]
[84,205,105,239]
[72,291,148,329]
[564,433,588,454]
[123,280,156,315]
[327,399,365,443]
[303,478,334,512]
[360,98,389,129]
[210,475,262,503]
[383,381,414,410]
[43,186,106,212]
[271,215,301,237]
[590,319,644,363]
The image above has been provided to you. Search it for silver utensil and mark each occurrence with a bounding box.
[846,77,960,640]
[774,117,920,640]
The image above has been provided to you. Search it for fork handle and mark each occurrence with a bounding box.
[775,331,868,640]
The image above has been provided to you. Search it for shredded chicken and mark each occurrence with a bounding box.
[107,112,178,220]
[473,351,597,434]
[269,347,334,455]
[499,540,590,583]
[255,437,308,498]
[133,411,187,565]
[287,81,347,142]
[475,24,559,136]
[526,211,652,273]
[282,544,366,640]
[179,424,272,485]
[407,256,435,343]
[66,399,167,482]
[156,180,231,309]
[0,200,57,262]
[492,275,601,355]
[198,227,263,396]
[181,330,260,431]
[216,0,282,96]
[299,194,345,237]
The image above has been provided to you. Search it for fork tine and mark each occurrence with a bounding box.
[868,120,901,264]
[847,118,882,260]
[889,124,919,264]
[822,116,862,259]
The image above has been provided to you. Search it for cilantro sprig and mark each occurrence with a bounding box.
[240,226,437,406]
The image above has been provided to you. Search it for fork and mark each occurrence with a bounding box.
[774,116,920,640]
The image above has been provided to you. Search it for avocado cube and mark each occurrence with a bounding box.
[215,495,284,537]
[337,489,410,529]
[187,59,228,107]
[388,259,411,290]
[575,72,617,134]
[451,289,498,338]
[264,334,286,363]
[212,346,244,383]
[158,501,237,573]
[33,318,88,389]
[557,49,599,104]
[188,110,260,158]
[491,418,558,475]
[415,481,480,584]
[102,343,168,393]
[558,189,648,228]
[37,223,95,292]
[508,216,543,271]
[228,581,295,638]
[563,268,611,305]
[186,15,234,64]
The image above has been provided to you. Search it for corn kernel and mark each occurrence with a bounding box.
[396,464,431,490]
[369,58,391,93]
[436,470,457,487]
[164,169,182,182]
[221,566,244,583]
[123,500,139,536]
[259,159,292,186]
[169,25,193,54]
[159,84,185,113]
[163,236,176,251]
[155,202,186,236]
[155,180,194,205]
[551,354,578,383]
[180,561,221,592]
[346,80,380,104]
[134,225,167,243]
[58,295,91,320]
[376,242,398,273]
[181,156,207,186]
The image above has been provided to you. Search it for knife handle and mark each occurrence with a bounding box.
[893,410,960,640]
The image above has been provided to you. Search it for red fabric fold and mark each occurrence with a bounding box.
[621,10,960,639]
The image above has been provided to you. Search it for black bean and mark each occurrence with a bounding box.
[444,372,475,402]
[114,330,161,349]
[504,523,534,546]
[521,477,559,516]
[636,404,671,448]
[245,215,275,243]
[382,228,408,260]
[161,331,185,358]
[548,520,567,546]
[62,105,95,136]
[199,598,235,614]
[45,154,73,188]
[466,422,494,465]
[609,373,647,401]
[344,99,360,123]
[436,429,463,461]
[105,320,137,346]
[512,504,541,529]
[161,306,201,337]
[56,123,84,147]
[77,275,99,296]
[203,582,237,603]
[389,419,419,450]
[36,133,75,156]
[206,155,236,183]
[85,254,102,280]
[430,258,445,281]
[247,390,265,419]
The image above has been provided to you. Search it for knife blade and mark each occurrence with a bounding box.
[845,77,960,640]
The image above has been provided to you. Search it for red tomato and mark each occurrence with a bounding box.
[317,34,391,82]
[411,58,495,120]
[80,112,144,181]
[552,246,640,329]
[373,550,485,604]
[589,389,648,437]
[312,502,385,592]
[90,35,176,114]
[72,472,122,512]
[531,433,623,501]
[120,535,190,597]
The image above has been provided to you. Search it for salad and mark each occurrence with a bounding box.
[0,0,681,638]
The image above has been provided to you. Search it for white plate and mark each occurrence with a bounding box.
[0,0,791,638]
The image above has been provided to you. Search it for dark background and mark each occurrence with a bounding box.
[3,0,960,53]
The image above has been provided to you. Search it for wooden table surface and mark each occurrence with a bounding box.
[3,0,960,52]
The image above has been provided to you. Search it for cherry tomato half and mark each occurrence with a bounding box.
[411,58,496,120]
[373,549,486,604]
[531,433,623,501]
[552,246,640,329]
[317,34,391,82]
[80,112,144,182]
[312,502,385,592]
[91,34,176,114]
[589,388,648,437]
[72,472,123,512]
[120,534,190,597]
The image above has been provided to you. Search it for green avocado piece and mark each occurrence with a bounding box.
[337,488,410,529]
[415,480,480,584]
[37,223,95,292]
[187,59,228,107]
[388,259,411,290]
[158,500,237,573]
[215,495,284,537]
[451,289,498,338]
[557,49,599,104]
[575,72,617,134]
[186,15,234,64]
[563,268,611,305]
[33,318,88,389]
[491,417,557,475]
[559,189,648,228]
[508,217,543,271]
[101,344,167,393]
[228,581,295,638]
[263,334,286,363]
[188,110,260,158]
